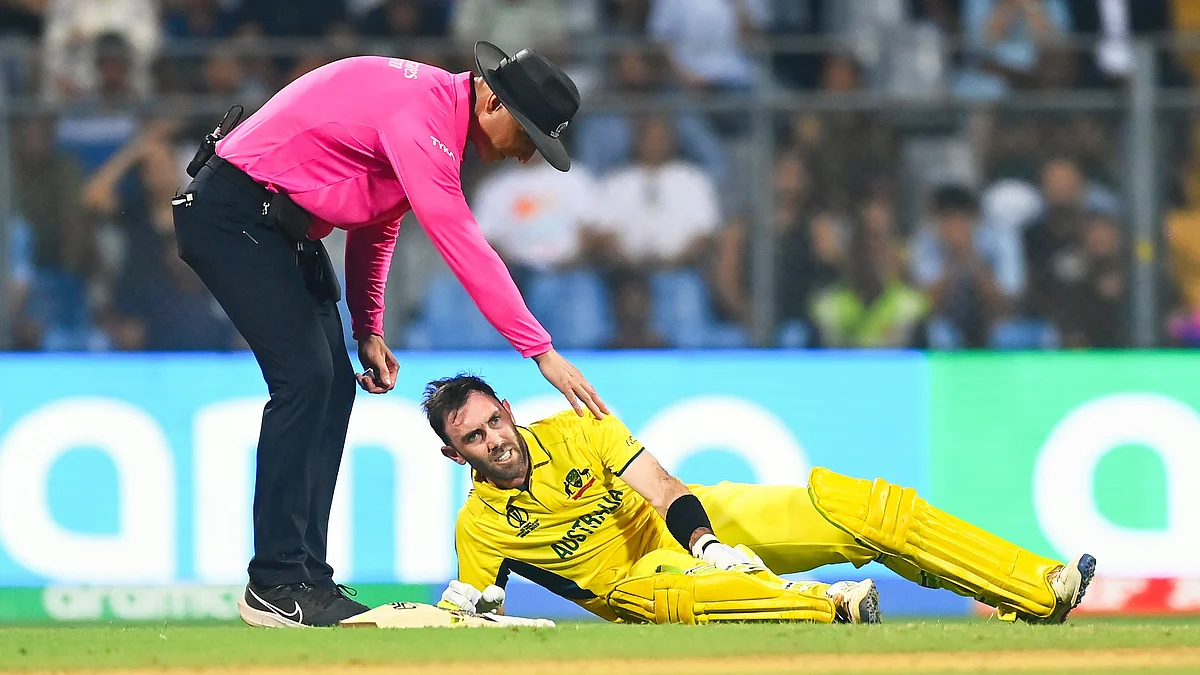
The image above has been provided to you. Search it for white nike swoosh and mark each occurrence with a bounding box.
[248,587,304,624]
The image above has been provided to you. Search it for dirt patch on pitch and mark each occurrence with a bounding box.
[25,648,1200,674]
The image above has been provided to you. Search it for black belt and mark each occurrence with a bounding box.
[205,155,271,202]
[199,154,340,302]
[204,155,314,242]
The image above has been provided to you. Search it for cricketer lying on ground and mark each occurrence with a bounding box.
[427,375,1096,625]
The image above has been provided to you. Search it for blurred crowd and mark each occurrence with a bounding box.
[5,0,1200,351]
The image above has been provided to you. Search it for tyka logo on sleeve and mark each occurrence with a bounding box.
[429,136,456,160]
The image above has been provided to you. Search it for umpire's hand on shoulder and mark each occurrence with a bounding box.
[532,348,609,419]
[438,580,505,615]
[693,534,766,572]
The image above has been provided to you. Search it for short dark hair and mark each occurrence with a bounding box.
[422,374,502,445]
[931,184,979,214]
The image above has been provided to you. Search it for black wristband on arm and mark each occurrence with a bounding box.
[665,494,713,551]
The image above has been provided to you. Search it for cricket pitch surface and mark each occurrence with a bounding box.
[3,618,1198,675]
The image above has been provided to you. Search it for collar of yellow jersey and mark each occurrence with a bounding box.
[471,425,552,511]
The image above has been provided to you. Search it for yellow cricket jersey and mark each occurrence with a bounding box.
[454,411,680,620]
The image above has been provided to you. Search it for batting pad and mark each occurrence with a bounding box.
[607,564,835,625]
[340,602,555,628]
[807,467,1060,619]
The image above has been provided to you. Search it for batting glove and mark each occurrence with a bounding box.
[693,533,762,571]
[438,580,505,614]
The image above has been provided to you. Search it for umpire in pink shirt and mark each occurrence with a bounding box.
[171,41,609,627]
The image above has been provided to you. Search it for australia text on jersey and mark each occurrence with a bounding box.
[550,489,625,559]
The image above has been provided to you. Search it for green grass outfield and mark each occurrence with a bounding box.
[1,617,1198,674]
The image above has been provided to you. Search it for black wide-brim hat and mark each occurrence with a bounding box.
[475,40,580,172]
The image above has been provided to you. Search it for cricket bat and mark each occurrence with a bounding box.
[340,602,556,628]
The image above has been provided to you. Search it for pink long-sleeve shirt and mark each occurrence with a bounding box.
[215,56,553,357]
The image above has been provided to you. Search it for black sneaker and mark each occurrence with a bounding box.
[310,581,370,619]
[238,582,353,628]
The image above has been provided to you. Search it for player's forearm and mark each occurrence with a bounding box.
[687,526,715,550]
[661,486,722,555]
[621,452,719,552]
[653,477,692,519]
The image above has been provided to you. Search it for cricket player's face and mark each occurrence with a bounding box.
[441,392,529,488]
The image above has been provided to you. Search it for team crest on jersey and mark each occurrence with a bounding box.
[506,504,540,538]
[563,468,595,500]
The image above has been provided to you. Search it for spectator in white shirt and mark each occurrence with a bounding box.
[471,154,604,280]
[595,116,722,269]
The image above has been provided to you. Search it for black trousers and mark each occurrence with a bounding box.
[172,162,356,588]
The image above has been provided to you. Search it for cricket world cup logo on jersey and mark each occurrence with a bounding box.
[563,468,595,500]
[506,504,540,538]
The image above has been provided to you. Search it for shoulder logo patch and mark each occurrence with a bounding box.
[388,58,420,79]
